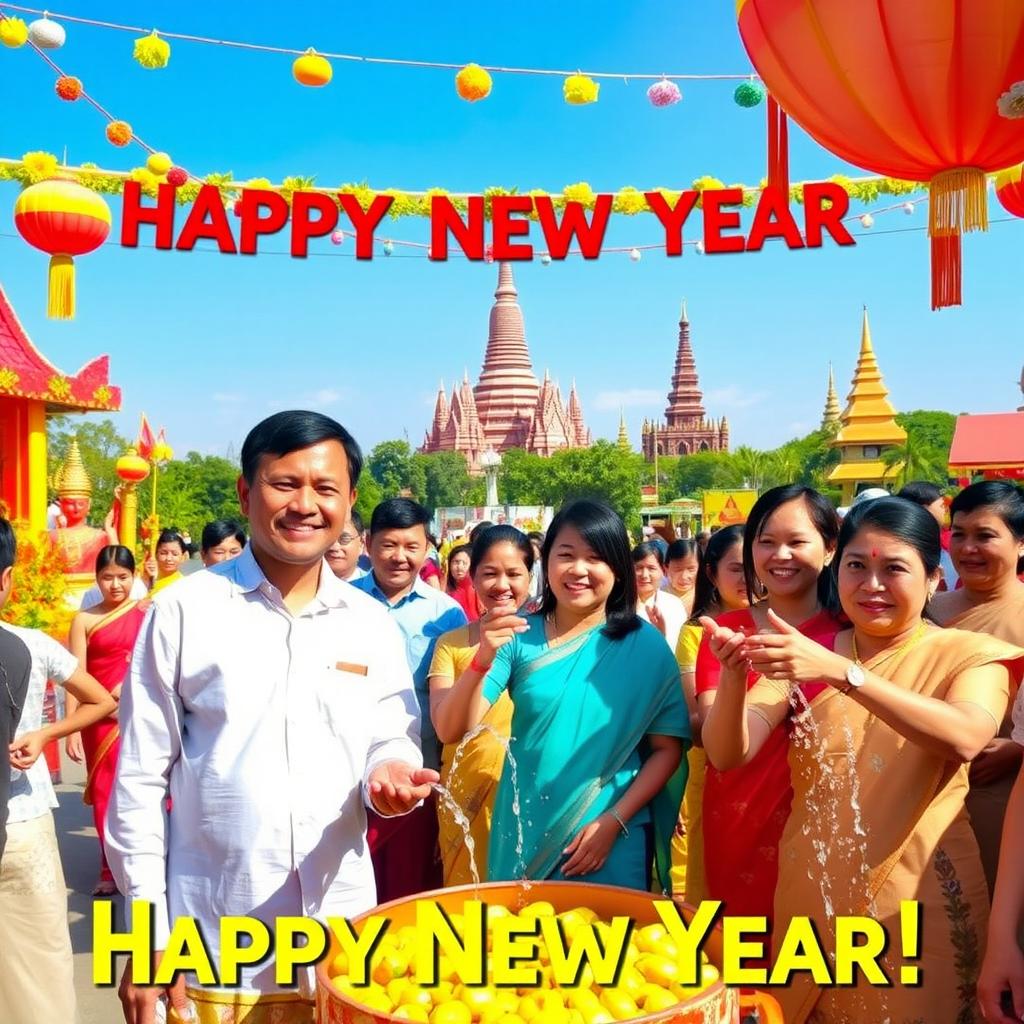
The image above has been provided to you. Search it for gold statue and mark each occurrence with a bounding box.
[49,438,118,601]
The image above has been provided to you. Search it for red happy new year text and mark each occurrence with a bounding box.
[119,182,855,259]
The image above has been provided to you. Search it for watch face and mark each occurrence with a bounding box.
[847,664,866,688]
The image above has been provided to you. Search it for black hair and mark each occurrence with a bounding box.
[446,543,473,591]
[470,525,534,576]
[201,519,246,552]
[950,481,1024,573]
[897,481,944,507]
[743,484,840,610]
[370,497,431,534]
[156,528,187,554]
[632,541,666,568]
[666,538,699,564]
[469,520,494,541]
[0,518,15,575]
[349,509,365,535]
[527,531,545,545]
[689,524,745,623]
[836,498,941,612]
[539,498,640,639]
[240,410,363,488]
[95,545,136,575]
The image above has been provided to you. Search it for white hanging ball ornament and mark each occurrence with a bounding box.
[629,248,642,262]
[902,202,915,215]
[29,17,65,49]
[382,240,394,256]
[859,213,874,228]
[540,254,552,266]
[695,241,706,255]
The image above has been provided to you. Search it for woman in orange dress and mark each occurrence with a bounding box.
[694,485,841,942]
[66,545,149,895]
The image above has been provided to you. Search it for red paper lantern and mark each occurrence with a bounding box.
[996,164,1024,217]
[13,177,112,319]
[737,0,1024,309]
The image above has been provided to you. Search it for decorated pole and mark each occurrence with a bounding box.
[115,447,150,553]
[147,430,174,556]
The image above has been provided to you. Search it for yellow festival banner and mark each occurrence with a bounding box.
[702,490,758,526]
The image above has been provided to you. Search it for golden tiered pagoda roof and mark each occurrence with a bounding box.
[833,309,906,447]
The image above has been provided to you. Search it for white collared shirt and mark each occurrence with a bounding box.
[105,545,422,996]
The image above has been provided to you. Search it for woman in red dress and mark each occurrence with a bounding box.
[694,485,841,946]
[66,545,149,895]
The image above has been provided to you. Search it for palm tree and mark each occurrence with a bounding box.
[882,434,947,488]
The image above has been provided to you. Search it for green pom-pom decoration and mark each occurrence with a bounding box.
[734,81,765,108]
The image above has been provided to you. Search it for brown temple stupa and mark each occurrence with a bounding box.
[421,263,590,472]
[642,302,728,459]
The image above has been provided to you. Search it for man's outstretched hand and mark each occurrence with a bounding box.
[368,762,439,816]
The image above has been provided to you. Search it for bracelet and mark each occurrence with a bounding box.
[469,654,492,675]
[607,809,629,838]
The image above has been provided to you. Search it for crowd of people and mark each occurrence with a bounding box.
[1,408,1024,1023]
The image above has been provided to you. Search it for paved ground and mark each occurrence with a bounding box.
[55,752,125,1023]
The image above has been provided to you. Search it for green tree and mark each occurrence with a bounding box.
[882,433,948,488]
[897,411,956,453]
[154,452,244,538]
[412,451,474,511]
[47,415,129,524]
[497,449,549,504]
[353,471,383,524]
[368,440,425,499]
[672,451,742,497]
[544,442,645,533]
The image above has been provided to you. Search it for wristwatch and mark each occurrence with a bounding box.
[840,661,866,696]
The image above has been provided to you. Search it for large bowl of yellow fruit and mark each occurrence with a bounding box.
[314,883,782,1024]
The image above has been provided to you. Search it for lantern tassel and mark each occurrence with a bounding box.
[930,231,962,311]
[767,94,790,196]
[47,253,75,320]
[929,167,988,236]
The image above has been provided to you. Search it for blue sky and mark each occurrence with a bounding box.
[1,1,1021,460]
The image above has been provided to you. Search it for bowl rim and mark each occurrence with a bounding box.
[313,881,731,1023]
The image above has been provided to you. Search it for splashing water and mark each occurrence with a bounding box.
[432,782,480,891]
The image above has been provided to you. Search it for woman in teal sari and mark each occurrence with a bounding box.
[434,498,689,892]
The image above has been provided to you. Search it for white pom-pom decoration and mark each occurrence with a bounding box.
[859,214,874,229]
[902,202,915,215]
[695,241,706,255]
[28,17,65,48]
[629,248,642,262]
[540,254,552,266]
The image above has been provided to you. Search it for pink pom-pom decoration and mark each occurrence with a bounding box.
[484,243,494,263]
[331,230,345,245]
[166,167,188,187]
[647,79,681,108]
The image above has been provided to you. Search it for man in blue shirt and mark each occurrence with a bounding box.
[352,498,466,900]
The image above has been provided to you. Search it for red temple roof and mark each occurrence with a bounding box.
[948,412,1024,470]
[0,284,120,411]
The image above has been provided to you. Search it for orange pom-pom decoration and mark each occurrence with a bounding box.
[455,64,492,102]
[106,121,133,147]
[166,166,188,187]
[293,49,332,87]
[55,76,82,101]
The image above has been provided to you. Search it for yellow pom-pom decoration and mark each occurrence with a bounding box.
[106,121,133,147]
[293,49,332,87]
[0,17,28,48]
[563,74,599,105]
[134,31,170,69]
[146,152,172,176]
[22,151,59,182]
[455,64,492,102]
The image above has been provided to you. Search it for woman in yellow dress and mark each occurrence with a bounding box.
[671,524,748,900]
[703,497,1024,1023]
[929,481,1024,894]
[429,525,534,885]
[144,529,187,594]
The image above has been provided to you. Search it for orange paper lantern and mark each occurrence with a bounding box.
[737,0,1024,309]
[13,178,112,319]
[996,164,1024,218]
[293,49,332,87]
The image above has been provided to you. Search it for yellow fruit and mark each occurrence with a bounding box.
[496,992,521,1013]
[458,985,499,1019]
[387,978,412,1005]
[499,1017,527,1024]
[480,1005,507,1024]
[615,968,646,1001]
[328,951,349,978]
[396,1006,431,1023]
[641,986,678,1013]
[567,907,597,923]
[598,990,639,1022]
[400,988,436,1010]
[701,963,720,986]
[567,1011,584,1024]
[565,989,601,1013]
[432,1002,474,1024]
[438,956,460,983]
[435,983,457,1003]
[398,925,419,948]
[636,954,680,988]
[517,996,540,1021]
[354,985,394,1013]
[634,924,668,954]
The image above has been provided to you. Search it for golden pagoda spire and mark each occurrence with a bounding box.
[827,307,907,503]
[617,409,631,452]
[54,437,92,497]
[821,362,841,428]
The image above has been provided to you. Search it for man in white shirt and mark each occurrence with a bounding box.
[108,411,436,1024]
